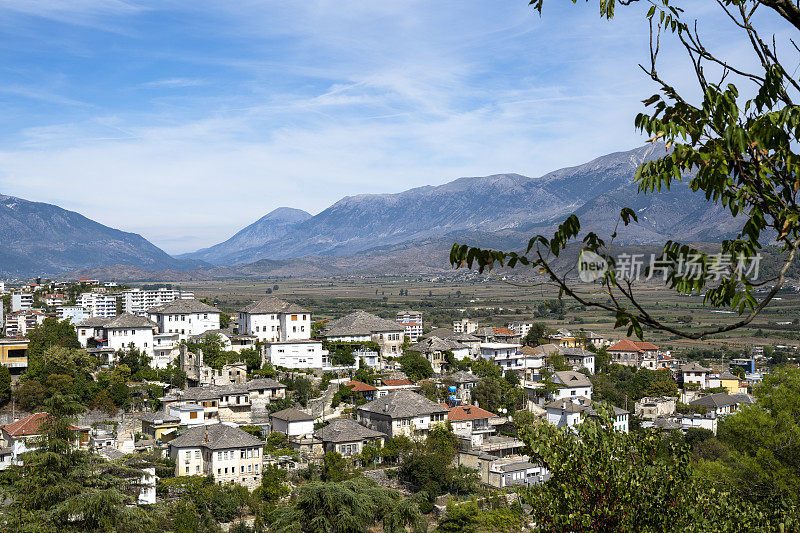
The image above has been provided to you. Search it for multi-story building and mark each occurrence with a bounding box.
[237,296,311,343]
[545,397,629,433]
[396,310,423,342]
[0,338,29,376]
[453,318,479,334]
[314,419,387,459]
[10,292,33,313]
[44,293,64,307]
[168,424,264,490]
[264,340,329,370]
[357,390,449,439]
[507,322,533,338]
[57,306,91,324]
[76,313,157,356]
[560,347,596,374]
[78,292,117,318]
[4,310,45,337]
[479,343,524,372]
[681,362,711,388]
[119,288,192,315]
[148,299,220,340]
[550,370,593,401]
[607,339,663,368]
[323,310,405,359]
[409,336,470,374]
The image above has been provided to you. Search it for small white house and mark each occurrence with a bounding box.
[270,407,315,438]
[550,371,593,401]
[264,340,328,369]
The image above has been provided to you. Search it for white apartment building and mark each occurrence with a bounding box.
[11,293,33,313]
[57,306,91,324]
[44,294,64,307]
[237,296,310,343]
[396,310,423,342]
[148,299,220,340]
[119,288,193,315]
[4,310,45,337]
[264,340,328,370]
[168,424,263,490]
[78,292,117,318]
[479,343,524,372]
[152,332,181,369]
[453,318,478,334]
[507,321,534,338]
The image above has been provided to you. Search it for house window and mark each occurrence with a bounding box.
[190,411,198,419]
[185,466,189,474]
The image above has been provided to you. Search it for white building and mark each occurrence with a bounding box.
[323,310,405,359]
[479,343,524,372]
[396,310,423,342]
[507,322,533,338]
[560,347,596,374]
[148,299,220,340]
[269,407,315,439]
[682,362,712,388]
[119,288,193,316]
[237,296,311,343]
[546,397,629,433]
[264,340,328,370]
[168,403,207,427]
[453,318,478,334]
[168,424,263,490]
[4,310,45,337]
[357,390,449,439]
[76,313,157,355]
[11,292,33,312]
[78,292,117,318]
[152,332,181,369]
[57,306,91,324]
[550,371,593,401]
[44,293,64,307]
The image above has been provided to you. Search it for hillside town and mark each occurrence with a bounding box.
[0,276,789,531]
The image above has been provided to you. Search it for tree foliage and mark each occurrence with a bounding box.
[451,0,800,340]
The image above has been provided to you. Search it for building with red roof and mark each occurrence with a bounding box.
[0,413,89,466]
[346,380,377,400]
[607,339,663,368]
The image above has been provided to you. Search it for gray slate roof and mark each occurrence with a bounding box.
[324,310,404,337]
[77,316,112,327]
[423,328,461,340]
[105,313,157,329]
[188,326,236,342]
[560,347,594,358]
[690,392,755,408]
[139,411,180,424]
[270,407,314,421]
[148,298,219,314]
[239,296,309,315]
[682,362,711,373]
[247,378,287,391]
[313,418,387,443]
[410,336,464,353]
[447,370,480,384]
[552,370,592,389]
[169,424,263,450]
[357,390,449,418]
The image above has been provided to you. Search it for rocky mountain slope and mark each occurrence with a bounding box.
[180,207,311,265]
[0,194,191,278]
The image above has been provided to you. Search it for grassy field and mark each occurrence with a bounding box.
[143,275,800,355]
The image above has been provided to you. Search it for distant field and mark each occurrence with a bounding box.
[150,276,800,353]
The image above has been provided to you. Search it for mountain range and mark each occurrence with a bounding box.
[0,143,743,279]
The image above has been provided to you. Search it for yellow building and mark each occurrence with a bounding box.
[0,339,28,376]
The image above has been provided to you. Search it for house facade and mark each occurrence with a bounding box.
[357,390,448,439]
[238,296,311,343]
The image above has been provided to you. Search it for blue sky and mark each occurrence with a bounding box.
[0,1,791,253]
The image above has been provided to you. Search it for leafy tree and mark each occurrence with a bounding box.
[548,352,570,372]
[472,377,503,413]
[321,451,349,482]
[435,501,479,533]
[25,318,81,377]
[519,406,790,531]
[271,477,425,533]
[0,365,11,405]
[91,389,117,414]
[255,464,289,503]
[398,351,433,381]
[0,394,158,532]
[292,376,314,407]
[451,0,800,341]
[15,380,47,411]
[522,323,546,346]
[698,367,800,509]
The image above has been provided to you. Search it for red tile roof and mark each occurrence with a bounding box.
[608,339,642,352]
[2,412,51,437]
[633,341,659,351]
[382,379,413,387]
[448,404,496,421]
[492,327,516,336]
[346,380,377,393]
